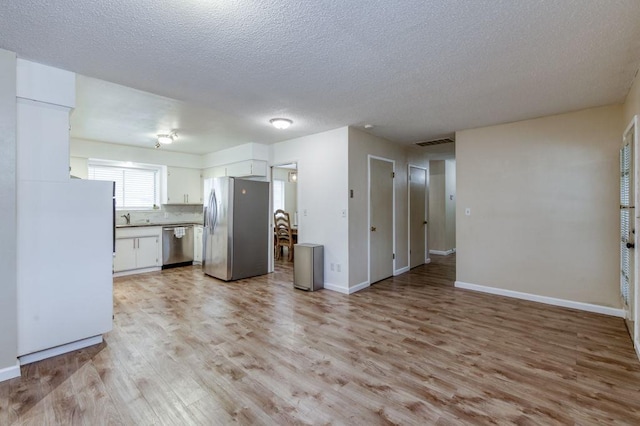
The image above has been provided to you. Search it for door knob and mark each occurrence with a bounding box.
[627,242,635,249]
[423,221,428,224]
[371,226,376,232]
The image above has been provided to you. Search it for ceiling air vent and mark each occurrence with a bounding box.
[415,137,455,147]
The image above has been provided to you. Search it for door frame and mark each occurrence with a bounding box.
[626,115,640,358]
[367,155,395,285]
[408,164,430,268]
[270,160,299,273]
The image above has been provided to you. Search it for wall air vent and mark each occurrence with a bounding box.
[415,137,455,147]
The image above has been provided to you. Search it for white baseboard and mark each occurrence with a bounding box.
[19,335,103,366]
[455,281,625,317]
[429,249,456,256]
[394,266,410,276]
[113,266,161,278]
[348,281,370,294]
[0,362,20,382]
[635,338,640,362]
[425,258,432,264]
[324,281,371,294]
[323,282,350,294]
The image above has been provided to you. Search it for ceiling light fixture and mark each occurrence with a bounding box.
[270,118,293,130]
[157,131,178,145]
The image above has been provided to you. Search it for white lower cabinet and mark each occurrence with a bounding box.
[194,225,203,264]
[114,227,162,274]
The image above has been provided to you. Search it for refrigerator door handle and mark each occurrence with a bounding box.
[211,191,218,233]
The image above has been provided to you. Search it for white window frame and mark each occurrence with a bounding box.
[88,159,162,211]
[273,179,285,212]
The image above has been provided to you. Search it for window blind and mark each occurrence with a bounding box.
[89,165,158,209]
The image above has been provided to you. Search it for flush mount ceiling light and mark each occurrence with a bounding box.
[269,118,293,130]
[157,131,178,145]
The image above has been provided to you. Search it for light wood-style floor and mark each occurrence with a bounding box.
[2,254,640,425]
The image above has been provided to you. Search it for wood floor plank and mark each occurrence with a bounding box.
[2,253,640,424]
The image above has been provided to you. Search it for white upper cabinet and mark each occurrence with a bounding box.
[163,167,203,204]
[225,160,267,177]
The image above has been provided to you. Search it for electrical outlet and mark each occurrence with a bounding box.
[164,212,169,218]
[336,264,341,272]
[303,209,308,216]
[330,263,335,271]
[465,208,471,216]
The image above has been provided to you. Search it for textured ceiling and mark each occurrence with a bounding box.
[2,0,640,154]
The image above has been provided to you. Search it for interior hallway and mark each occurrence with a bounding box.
[1,254,639,424]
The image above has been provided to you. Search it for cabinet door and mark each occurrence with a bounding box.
[114,238,137,272]
[136,236,160,269]
[193,226,203,262]
[166,167,188,204]
[166,167,202,204]
[185,169,202,204]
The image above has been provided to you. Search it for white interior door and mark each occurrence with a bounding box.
[369,157,394,284]
[624,115,640,352]
[621,119,636,342]
[409,166,428,269]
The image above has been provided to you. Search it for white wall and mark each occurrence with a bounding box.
[0,49,18,378]
[272,127,349,291]
[456,105,622,307]
[70,138,203,169]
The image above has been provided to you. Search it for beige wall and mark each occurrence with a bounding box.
[456,105,622,307]
[624,72,640,126]
[428,160,456,252]
[0,49,17,372]
[348,127,429,287]
[428,161,446,251]
[445,159,456,249]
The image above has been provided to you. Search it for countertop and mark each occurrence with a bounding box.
[116,222,203,229]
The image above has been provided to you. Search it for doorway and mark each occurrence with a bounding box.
[271,162,298,271]
[369,156,394,284]
[409,165,428,269]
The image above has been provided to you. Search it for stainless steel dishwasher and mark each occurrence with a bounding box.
[162,225,194,268]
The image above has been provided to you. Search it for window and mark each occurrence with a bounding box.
[273,180,285,212]
[88,161,161,210]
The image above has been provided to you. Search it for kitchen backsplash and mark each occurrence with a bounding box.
[117,205,203,226]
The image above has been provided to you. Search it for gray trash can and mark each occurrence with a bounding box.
[293,244,324,291]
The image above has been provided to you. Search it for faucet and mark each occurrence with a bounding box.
[121,213,131,225]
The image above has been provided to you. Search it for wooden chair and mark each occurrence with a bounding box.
[274,209,294,261]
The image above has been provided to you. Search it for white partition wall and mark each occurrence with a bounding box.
[16,60,113,364]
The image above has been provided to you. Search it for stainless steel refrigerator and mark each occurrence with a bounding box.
[203,177,269,281]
